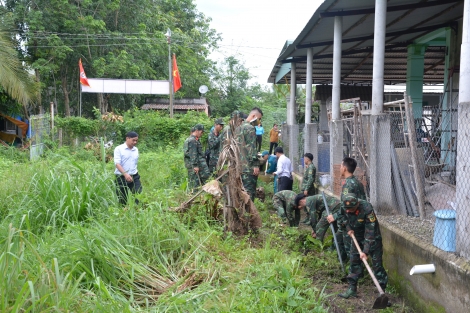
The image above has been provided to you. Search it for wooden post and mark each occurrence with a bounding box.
[404,92,426,218]
[58,128,63,147]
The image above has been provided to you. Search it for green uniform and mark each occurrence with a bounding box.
[236,121,260,201]
[339,200,388,290]
[301,163,317,195]
[183,134,210,191]
[341,175,366,200]
[207,129,222,173]
[305,195,341,242]
[272,190,300,227]
[338,175,367,257]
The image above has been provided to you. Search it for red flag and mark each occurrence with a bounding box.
[172,54,182,92]
[79,58,91,87]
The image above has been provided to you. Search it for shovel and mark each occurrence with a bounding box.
[321,192,345,273]
[350,232,389,310]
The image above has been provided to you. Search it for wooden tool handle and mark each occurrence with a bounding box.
[350,232,385,295]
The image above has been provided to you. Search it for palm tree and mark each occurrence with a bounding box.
[0,14,38,107]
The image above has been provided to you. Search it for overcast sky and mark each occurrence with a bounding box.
[195,0,324,86]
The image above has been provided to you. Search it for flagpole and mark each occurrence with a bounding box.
[79,84,82,117]
[166,29,173,118]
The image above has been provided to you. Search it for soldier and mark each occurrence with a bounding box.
[336,194,388,299]
[300,153,317,223]
[327,157,367,261]
[183,124,210,191]
[273,190,300,226]
[236,107,263,201]
[207,118,225,173]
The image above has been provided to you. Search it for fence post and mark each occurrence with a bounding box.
[58,128,63,147]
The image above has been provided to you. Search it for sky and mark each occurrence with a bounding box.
[194,0,324,86]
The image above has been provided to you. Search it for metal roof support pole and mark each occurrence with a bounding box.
[288,63,296,125]
[371,0,387,115]
[406,44,426,119]
[369,0,391,210]
[330,16,343,197]
[305,48,313,124]
[332,16,342,121]
[304,48,314,156]
[456,0,470,258]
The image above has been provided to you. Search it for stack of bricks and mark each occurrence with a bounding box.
[332,165,368,198]
[332,164,343,197]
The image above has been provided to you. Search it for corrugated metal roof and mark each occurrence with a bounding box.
[268,0,462,85]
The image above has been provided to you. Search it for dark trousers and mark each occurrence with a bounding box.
[116,173,142,205]
[278,176,293,192]
[256,135,262,152]
[269,142,278,155]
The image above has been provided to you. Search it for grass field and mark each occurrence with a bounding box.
[0,144,413,312]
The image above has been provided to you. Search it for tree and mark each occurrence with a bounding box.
[208,56,251,116]
[4,0,219,116]
[0,9,38,113]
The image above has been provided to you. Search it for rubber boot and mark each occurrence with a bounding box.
[339,286,357,299]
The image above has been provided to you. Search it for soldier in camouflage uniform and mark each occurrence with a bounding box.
[327,157,367,260]
[207,118,225,173]
[301,153,317,223]
[272,190,300,226]
[336,194,387,299]
[236,108,263,201]
[183,124,210,192]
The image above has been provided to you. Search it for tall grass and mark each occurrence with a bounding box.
[14,159,117,233]
[0,145,332,312]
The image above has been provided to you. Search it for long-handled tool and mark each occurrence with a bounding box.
[350,232,389,310]
[321,192,345,273]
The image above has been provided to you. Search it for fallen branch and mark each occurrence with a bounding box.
[171,170,229,212]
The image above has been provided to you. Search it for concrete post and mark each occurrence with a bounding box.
[330,120,343,196]
[456,0,470,258]
[371,0,386,115]
[305,123,318,170]
[305,48,313,124]
[332,16,342,121]
[369,0,394,211]
[406,44,426,118]
[441,27,459,170]
[320,100,329,132]
[288,63,297,125]
[289,124,300,171]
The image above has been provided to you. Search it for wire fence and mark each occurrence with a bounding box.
[289,92,467,259]
[30,114,50,160]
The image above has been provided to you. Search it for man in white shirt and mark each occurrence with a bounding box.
[274,146,293,191]
[114,131,142,205]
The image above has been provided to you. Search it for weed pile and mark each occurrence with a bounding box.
[217,115,262,235]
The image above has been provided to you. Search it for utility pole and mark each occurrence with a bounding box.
[166,29,173,118]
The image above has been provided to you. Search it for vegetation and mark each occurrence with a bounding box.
[0,137,331,312]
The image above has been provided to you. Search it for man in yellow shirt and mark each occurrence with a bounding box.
[269,124,280,155]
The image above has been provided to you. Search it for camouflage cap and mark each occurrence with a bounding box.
[342,193,359,208]
[215,118,225,125]
[193,124,205,131]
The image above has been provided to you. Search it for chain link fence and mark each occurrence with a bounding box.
[285,91,468,260]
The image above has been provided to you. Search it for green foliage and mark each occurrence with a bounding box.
[121,109,212,150]
[5,0,219,115]
[14,159,118,233]
[55,116,99,137]
[208,56,252,116]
